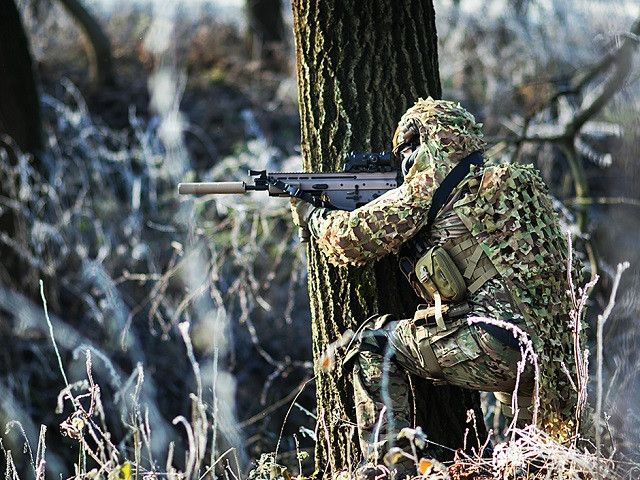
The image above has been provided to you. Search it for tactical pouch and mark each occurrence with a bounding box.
[414,246,467,302]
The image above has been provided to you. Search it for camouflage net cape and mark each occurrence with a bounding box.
[308,98,579,437]
[453,163,577,435]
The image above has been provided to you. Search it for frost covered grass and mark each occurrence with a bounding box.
[0,41,310,480]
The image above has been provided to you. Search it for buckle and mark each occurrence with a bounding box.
[413,302,471,324]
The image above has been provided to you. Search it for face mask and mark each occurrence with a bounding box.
[401,148,420,178]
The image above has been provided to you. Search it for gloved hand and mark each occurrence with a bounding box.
[290,198,318,242]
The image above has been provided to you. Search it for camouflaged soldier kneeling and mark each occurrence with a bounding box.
[291,98,578,479]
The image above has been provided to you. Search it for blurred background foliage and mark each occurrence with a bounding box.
[0,0,639,477]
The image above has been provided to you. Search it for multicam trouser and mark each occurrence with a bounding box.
[349,279,535,464]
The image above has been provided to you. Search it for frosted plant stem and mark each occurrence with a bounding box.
[35,425,47,480]
[596,262,629,459]
[210,347,219,480]
[372,406,387,465]
[40,279,69,387]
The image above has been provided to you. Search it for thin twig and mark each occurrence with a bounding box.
[40,279,69,388]
[596,262,630,458]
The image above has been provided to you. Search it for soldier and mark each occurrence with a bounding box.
[291,98,578,479]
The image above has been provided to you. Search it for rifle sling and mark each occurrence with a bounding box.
[425,150,484,231]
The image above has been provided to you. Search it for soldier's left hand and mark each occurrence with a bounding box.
[290,197,318,230]
[290,198,319,243]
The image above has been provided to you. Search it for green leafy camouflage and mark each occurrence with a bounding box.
[453,163,578,436]
[308,97,486,266]
[306,97,578,439]
[392,96,486,165]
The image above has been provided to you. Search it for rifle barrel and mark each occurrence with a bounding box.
[178,182,247,195]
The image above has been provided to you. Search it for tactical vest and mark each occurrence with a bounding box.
[399,223,499,305]
[400,158,573,352]
[398,153,499,324]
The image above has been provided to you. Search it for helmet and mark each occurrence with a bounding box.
[392,97,485,164]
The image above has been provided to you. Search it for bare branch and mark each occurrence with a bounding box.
[56,0,115,89]
[566,18,640,135]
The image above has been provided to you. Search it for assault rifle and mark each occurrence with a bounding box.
[178,152,400,239]
[178,151,398,209]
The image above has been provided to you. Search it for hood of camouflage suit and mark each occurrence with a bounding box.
[394,97,486,182]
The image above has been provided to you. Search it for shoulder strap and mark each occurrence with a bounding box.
[398,151,484,288]
[425,150,484,230]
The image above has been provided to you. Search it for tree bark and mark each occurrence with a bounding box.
[291,0,485,473]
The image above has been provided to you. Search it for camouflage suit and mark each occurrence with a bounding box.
[300,98,577,467]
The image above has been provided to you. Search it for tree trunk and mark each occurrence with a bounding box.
[0,0,43,288]
[292,0,485,473]
[0,0,43,154]
[57,0,114,89]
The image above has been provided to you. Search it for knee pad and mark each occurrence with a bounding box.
[494,391,534,421]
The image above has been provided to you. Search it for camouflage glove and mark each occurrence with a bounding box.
[290,198,319,242]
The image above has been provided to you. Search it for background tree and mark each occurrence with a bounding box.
[57,0,114,89]
[246,0,286,68]
[291,0,485,473]
[0,0,43,155]
[0,0,43,290]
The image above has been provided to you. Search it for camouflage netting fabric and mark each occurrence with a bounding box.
[306,97,578,437]
[392,96,486,164]
[453,164,577,435]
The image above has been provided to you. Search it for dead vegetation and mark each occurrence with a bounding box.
[1,0,639,478]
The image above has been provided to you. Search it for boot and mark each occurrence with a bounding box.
[354,463,391,480]
[354,461,416,480]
